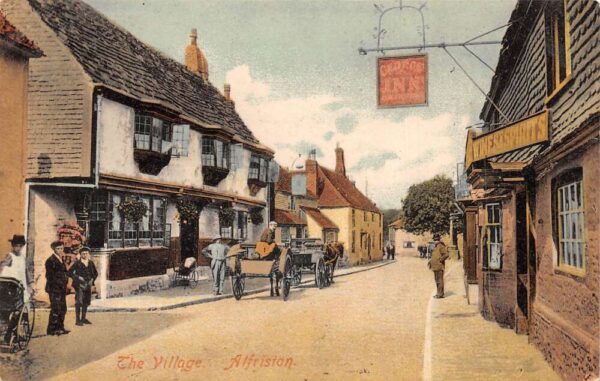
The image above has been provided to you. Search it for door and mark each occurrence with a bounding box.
[180,217,198,261]
[464,208,478,283]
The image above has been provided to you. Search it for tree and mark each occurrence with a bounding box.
[401,175,455,235]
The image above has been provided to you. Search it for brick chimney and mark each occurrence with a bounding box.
[305,158,318,196]
[185,28,209,81]
[335,143,346,177]
[224,83,234,105]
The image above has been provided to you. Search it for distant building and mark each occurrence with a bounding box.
[305,146,383,265]
[458,0,599,379]
[4,0,275,299]
[0,13,42,258]
[274,166,339,244]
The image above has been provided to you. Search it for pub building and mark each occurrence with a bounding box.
[458,0,598,379]
[5,0,276,299]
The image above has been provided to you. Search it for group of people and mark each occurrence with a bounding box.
[0,235,98,341]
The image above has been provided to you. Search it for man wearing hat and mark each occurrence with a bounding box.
[45,241,70,335]
[0,235,32,343]
[0,235,32,300]
[202,235,229,295]
[258,221,280,260]
[428,233,449,299]
[68,247,98,326]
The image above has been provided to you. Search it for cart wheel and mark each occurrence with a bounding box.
[189,269,199,289]
[315,258,326,289]
[16,303,35,351]
[232,274,244,300]
[283,255,293,301]
[324,264,332,287]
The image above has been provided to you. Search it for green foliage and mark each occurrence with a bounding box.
[219,207,236,226]
[176,198,200,221]
[382,208,402,227]
[117,197,148,222]
[249,207,264,225]
[401,175,455,235]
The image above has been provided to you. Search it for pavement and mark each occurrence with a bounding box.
[0,254,561,381]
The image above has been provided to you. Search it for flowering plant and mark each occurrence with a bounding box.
[57,223,86,249]
[176,198,200,221]
[117,197,148,222]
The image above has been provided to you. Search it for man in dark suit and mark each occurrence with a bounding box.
[45,241,69,335]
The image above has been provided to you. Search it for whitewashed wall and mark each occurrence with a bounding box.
[98,97,267,201]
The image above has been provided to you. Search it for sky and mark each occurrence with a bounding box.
[87,0,517,209]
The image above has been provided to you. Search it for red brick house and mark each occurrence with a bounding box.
[459,0,599,379]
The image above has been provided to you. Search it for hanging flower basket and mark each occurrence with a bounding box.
[219,207,236,226]
[249,207,264,225]
[57,222,86,250]
[176,198,201,221]
[117,197,148,222]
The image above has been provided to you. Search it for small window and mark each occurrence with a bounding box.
[202,137,229,169]
[352,209,355,227]
[289,196,296,211]
[545,0,572,98]
[553,168,585,273]
[171,124,190,157]
[351,230,356,253]
[248,154,269,183]
[484,203,502,270]
[134,112,171,153]
[281,226,290,242]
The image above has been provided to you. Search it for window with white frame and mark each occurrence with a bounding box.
[485,203,502,270]
[202,137,229,169]
[289,195,296,210]
[248,154,270,183]
[134,112,171,153]
[171,124,190,157]
[554,168,585,272]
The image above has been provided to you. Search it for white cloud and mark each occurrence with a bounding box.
[226,64,468,209]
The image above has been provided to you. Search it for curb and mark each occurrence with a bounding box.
[51,260,395,313]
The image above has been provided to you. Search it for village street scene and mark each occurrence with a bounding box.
[0,0,597,380]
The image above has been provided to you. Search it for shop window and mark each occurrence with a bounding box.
[545,0,572,99]
[553,168,585,273]
[484,203,502,270]
[95,191,168,249]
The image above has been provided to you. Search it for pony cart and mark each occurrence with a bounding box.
[227,243,294,301]
[288,238,327,288]
[0,277,35,352]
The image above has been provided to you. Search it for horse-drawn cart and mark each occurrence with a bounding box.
[288,238,343,289]
[226,243,294,301]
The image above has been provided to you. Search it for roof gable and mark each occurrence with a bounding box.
[28,0,258,143]
[317,165,380,213]
[0,11,42,56]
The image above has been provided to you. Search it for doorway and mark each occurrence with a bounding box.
[516,191,529,333]
[180,217,198,260]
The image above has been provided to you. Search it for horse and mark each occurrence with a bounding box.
[324,242,343,283]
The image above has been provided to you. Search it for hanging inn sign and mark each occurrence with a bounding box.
[377,54,428,107]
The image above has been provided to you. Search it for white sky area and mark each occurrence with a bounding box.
[88,0,517,209]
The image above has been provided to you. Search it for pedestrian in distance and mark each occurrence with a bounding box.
[428,233,449,299]
[69,246,98,326]
[389,242,395,260]
[203,235,229,296]
[45,241,70,335]
[0,235,33,344]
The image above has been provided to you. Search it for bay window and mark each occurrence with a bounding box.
[201,137,231,186]
[134,112,172,154]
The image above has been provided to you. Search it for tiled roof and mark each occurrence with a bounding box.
[318,166,380,213]
[0,11,42,56]
[274,209,304,226]
[275,167,292,193]
[301,207,338,230]
[28,0,258,144]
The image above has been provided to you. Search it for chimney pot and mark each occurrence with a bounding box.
[224,83,231,100]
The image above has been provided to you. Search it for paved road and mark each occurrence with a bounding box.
[2,257,433,381]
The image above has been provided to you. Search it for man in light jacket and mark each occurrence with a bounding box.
[203,235,229,295]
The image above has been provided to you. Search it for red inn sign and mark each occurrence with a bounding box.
[377,54,428,107]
